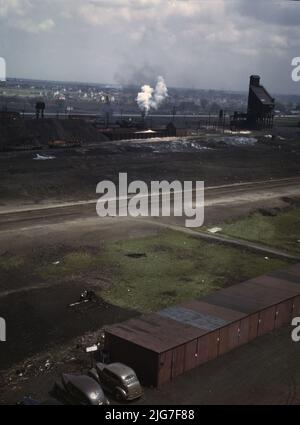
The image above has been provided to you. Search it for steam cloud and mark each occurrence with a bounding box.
[136,76,168,114]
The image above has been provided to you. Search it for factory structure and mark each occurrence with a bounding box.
[231,75,275,130]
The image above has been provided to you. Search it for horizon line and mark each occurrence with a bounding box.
[3,76,299,98]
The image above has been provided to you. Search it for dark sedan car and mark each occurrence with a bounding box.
[53,373,110,406]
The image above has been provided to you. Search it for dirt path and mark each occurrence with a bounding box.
[1,176,299,215]
[0,177,299,230]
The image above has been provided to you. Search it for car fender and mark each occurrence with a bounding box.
[88,368,100,383]
[115,386,127,400]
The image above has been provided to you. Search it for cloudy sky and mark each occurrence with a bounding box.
[0,0,299,93]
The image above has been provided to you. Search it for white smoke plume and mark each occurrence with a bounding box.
[136,76,168,114]
[136,84,154,115]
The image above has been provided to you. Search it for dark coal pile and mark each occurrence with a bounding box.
[0,118,109,151]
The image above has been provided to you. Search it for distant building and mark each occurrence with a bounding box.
[231,75,275,130]
[247,75,275,129]
[166,122,177,137]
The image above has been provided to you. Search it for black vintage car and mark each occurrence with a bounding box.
[53,374,110,406]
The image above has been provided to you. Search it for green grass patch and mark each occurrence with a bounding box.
[99,230,289,313]
[38,252,104,280]
[216,208,300,255]
[0,255,25,271]
[1,230,291,314]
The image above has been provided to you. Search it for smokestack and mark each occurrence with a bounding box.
[250,75,260,87]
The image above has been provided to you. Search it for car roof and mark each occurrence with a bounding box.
[63,374,104,397]
[105,363,136,379]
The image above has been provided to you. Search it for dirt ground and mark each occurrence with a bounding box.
[0,218,161,370]
[0,126,299,207]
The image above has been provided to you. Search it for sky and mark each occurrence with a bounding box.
[0,0,300,94]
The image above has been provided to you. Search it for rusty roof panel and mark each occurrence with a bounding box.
[226,277,299,306]
[286,264,300,275]
[249,276,300,298]
[267,271,300,284]
[106,313,206,353]
[220,284,273,306]
[182,300,246,322]
[203,271,300,316]
[159,306,229,331]
[137,314,206,343]
[202,292,262,314]
[233,280,283,298]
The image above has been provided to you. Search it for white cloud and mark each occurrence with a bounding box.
[17,18,55,33]
[0,0,55,33]
[0,0,32,17]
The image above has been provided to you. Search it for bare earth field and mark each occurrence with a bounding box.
[0,127,299,208]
